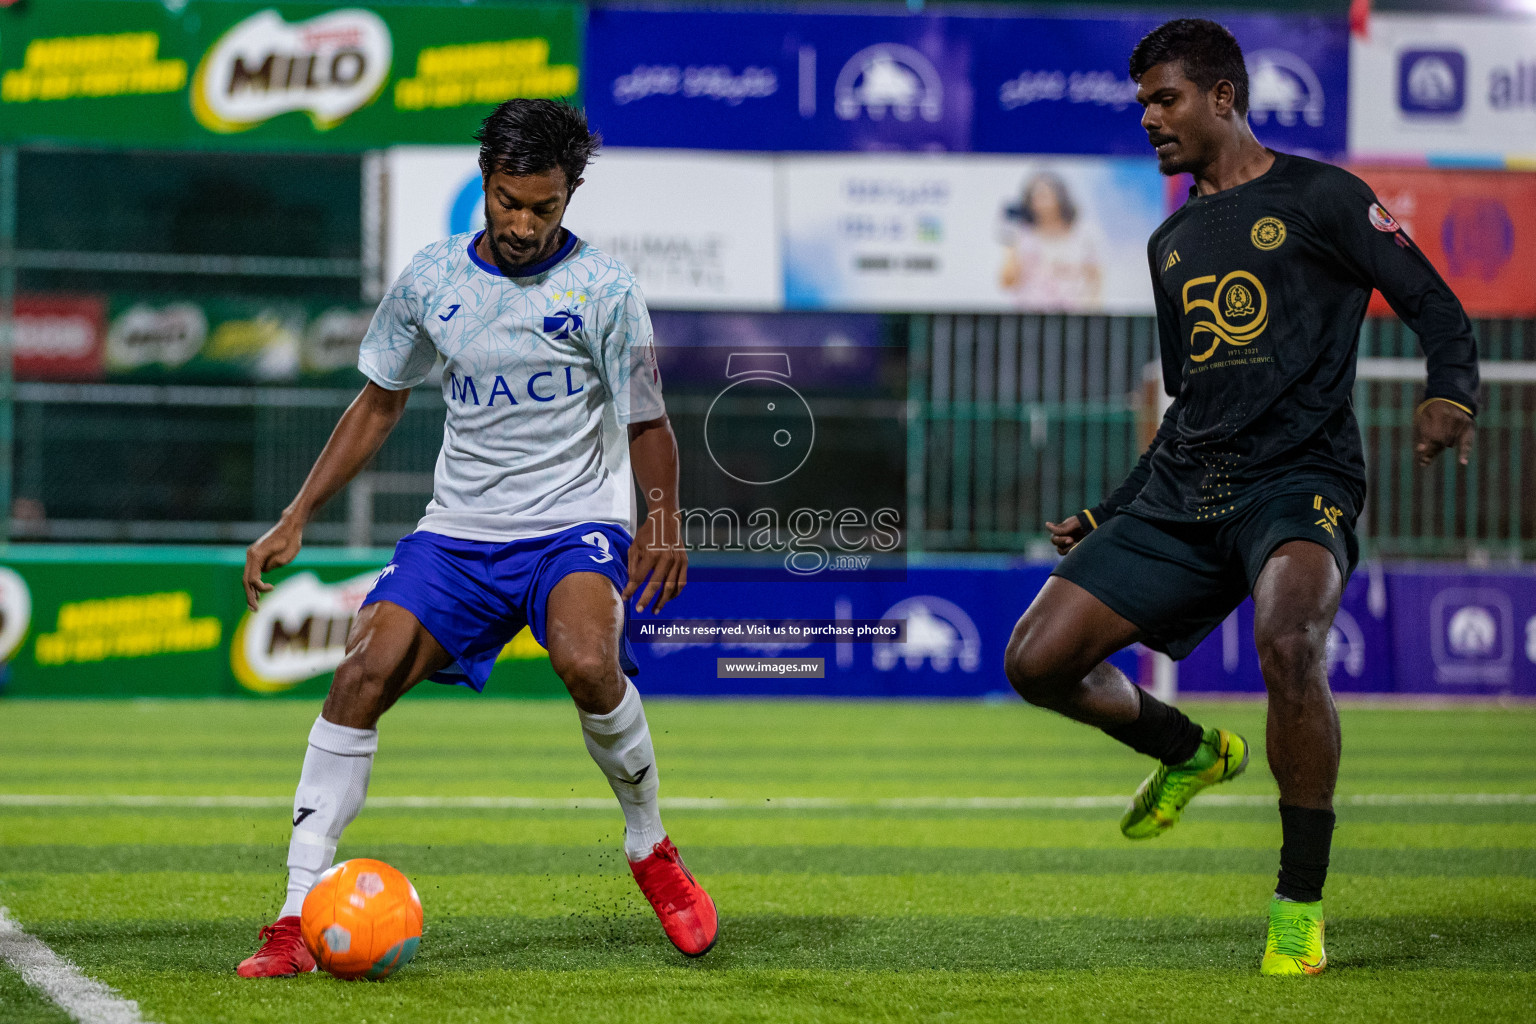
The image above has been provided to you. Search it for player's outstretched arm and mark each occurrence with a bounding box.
[624,414,686,615]
[243,381,412,610]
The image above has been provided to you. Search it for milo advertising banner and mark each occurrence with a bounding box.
[0,549,564,698]
[0,1,583,149]
[102,294,377,384]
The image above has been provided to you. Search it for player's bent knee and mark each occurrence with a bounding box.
[1004,633,1068,707]
[551,649,621,700]
[1255,626,1328,698]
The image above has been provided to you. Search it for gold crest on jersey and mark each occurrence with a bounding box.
[1183,271,1269,362]
[1251,217,1286,251]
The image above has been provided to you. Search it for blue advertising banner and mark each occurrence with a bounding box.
[1386,568,1536,697]
[631,563,1132,698]
[1178,568,1395,695]
[630,562,1536,698]
[586,8,972,152]
[973,14,1349,158]
[586,9,1349,157]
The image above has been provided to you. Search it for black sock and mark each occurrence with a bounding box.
[1101,686,1205,765]
[1275,804,1336,903]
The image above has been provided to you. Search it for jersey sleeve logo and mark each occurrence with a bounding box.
[1250,217,1287,251]
[1368,203,1401,233]
[543,309,584,340]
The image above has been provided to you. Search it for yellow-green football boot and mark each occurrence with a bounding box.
[1120,726,1249,839]
[1260,897,1327,976]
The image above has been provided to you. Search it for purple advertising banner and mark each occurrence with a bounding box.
[632,562,1535,697]
[586,8,1348,156]
[1178,567,1396,695]
[586,9,973,152]
[1386,567,1536,697]
[630,563,1140,698]
[972,14,1349,158]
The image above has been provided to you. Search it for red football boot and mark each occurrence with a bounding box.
[235,916,316,978]
[629,838,718,957]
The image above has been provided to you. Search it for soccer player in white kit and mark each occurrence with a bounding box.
[236,100,717,977]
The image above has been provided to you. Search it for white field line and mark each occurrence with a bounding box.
[1,792,1535,811]
[0,906,153,1024]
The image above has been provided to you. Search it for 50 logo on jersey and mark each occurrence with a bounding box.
[1181,271,1269,363]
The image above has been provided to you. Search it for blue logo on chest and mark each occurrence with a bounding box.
[543,309,583,340]
[449,367,585,407]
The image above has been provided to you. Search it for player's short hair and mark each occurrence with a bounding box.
[475,99,601,191]
[1128,18,1249,116]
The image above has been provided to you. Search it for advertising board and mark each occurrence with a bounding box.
[13,295,105,381]
[586,8,972,153]
[781,154,1163,313]
[1350,14,1536,163]
[1352,167,1536,318]
[386,146,784,310]
[586,9,1348,157]
[973,14,1348,158]
[1,550,1532,698]
[0,1,582,149]
[0,550,564,699]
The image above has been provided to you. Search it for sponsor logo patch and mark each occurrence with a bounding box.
[1369,202,1401,233]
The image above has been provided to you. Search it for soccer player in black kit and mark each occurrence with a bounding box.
[1003,20,1478,976]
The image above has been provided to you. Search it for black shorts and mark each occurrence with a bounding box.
[1052,490,1359,660]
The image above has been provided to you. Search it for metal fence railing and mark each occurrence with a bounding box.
[6,315,1533,559]
[909,314,1536,560]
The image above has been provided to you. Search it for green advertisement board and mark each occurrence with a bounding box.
[100,293,374,385]
[0,547,565,698]
[0,1,583,150]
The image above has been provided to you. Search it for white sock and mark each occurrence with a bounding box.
[278,716,377,918]
[579,679,667,862]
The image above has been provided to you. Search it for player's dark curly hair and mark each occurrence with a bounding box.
[1128,18,1249,116]
[475,99,601,191]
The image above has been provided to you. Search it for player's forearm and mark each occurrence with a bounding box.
[1417,313,1481,415]
[283,382,411,526]
[628,415,680,519]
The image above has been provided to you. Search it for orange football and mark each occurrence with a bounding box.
[300,858,423,980]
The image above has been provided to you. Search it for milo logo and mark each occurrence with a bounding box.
[192,8,392,133]
[231,569,378,694]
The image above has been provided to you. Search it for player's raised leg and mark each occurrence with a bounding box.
[1005,571,1248,839]
[236,602,451,978]
[545,571,718,957]
[1251,541,1342,976]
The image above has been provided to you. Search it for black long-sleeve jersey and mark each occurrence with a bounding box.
[1085,151,1480,527]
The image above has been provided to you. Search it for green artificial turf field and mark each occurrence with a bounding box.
[1,698,1534,1023]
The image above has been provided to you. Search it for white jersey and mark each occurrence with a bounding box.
[358,231,665,543]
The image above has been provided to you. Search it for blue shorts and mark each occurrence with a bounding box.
[362,523,639,692]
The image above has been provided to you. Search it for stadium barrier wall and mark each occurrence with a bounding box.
[1,548,1532,699]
